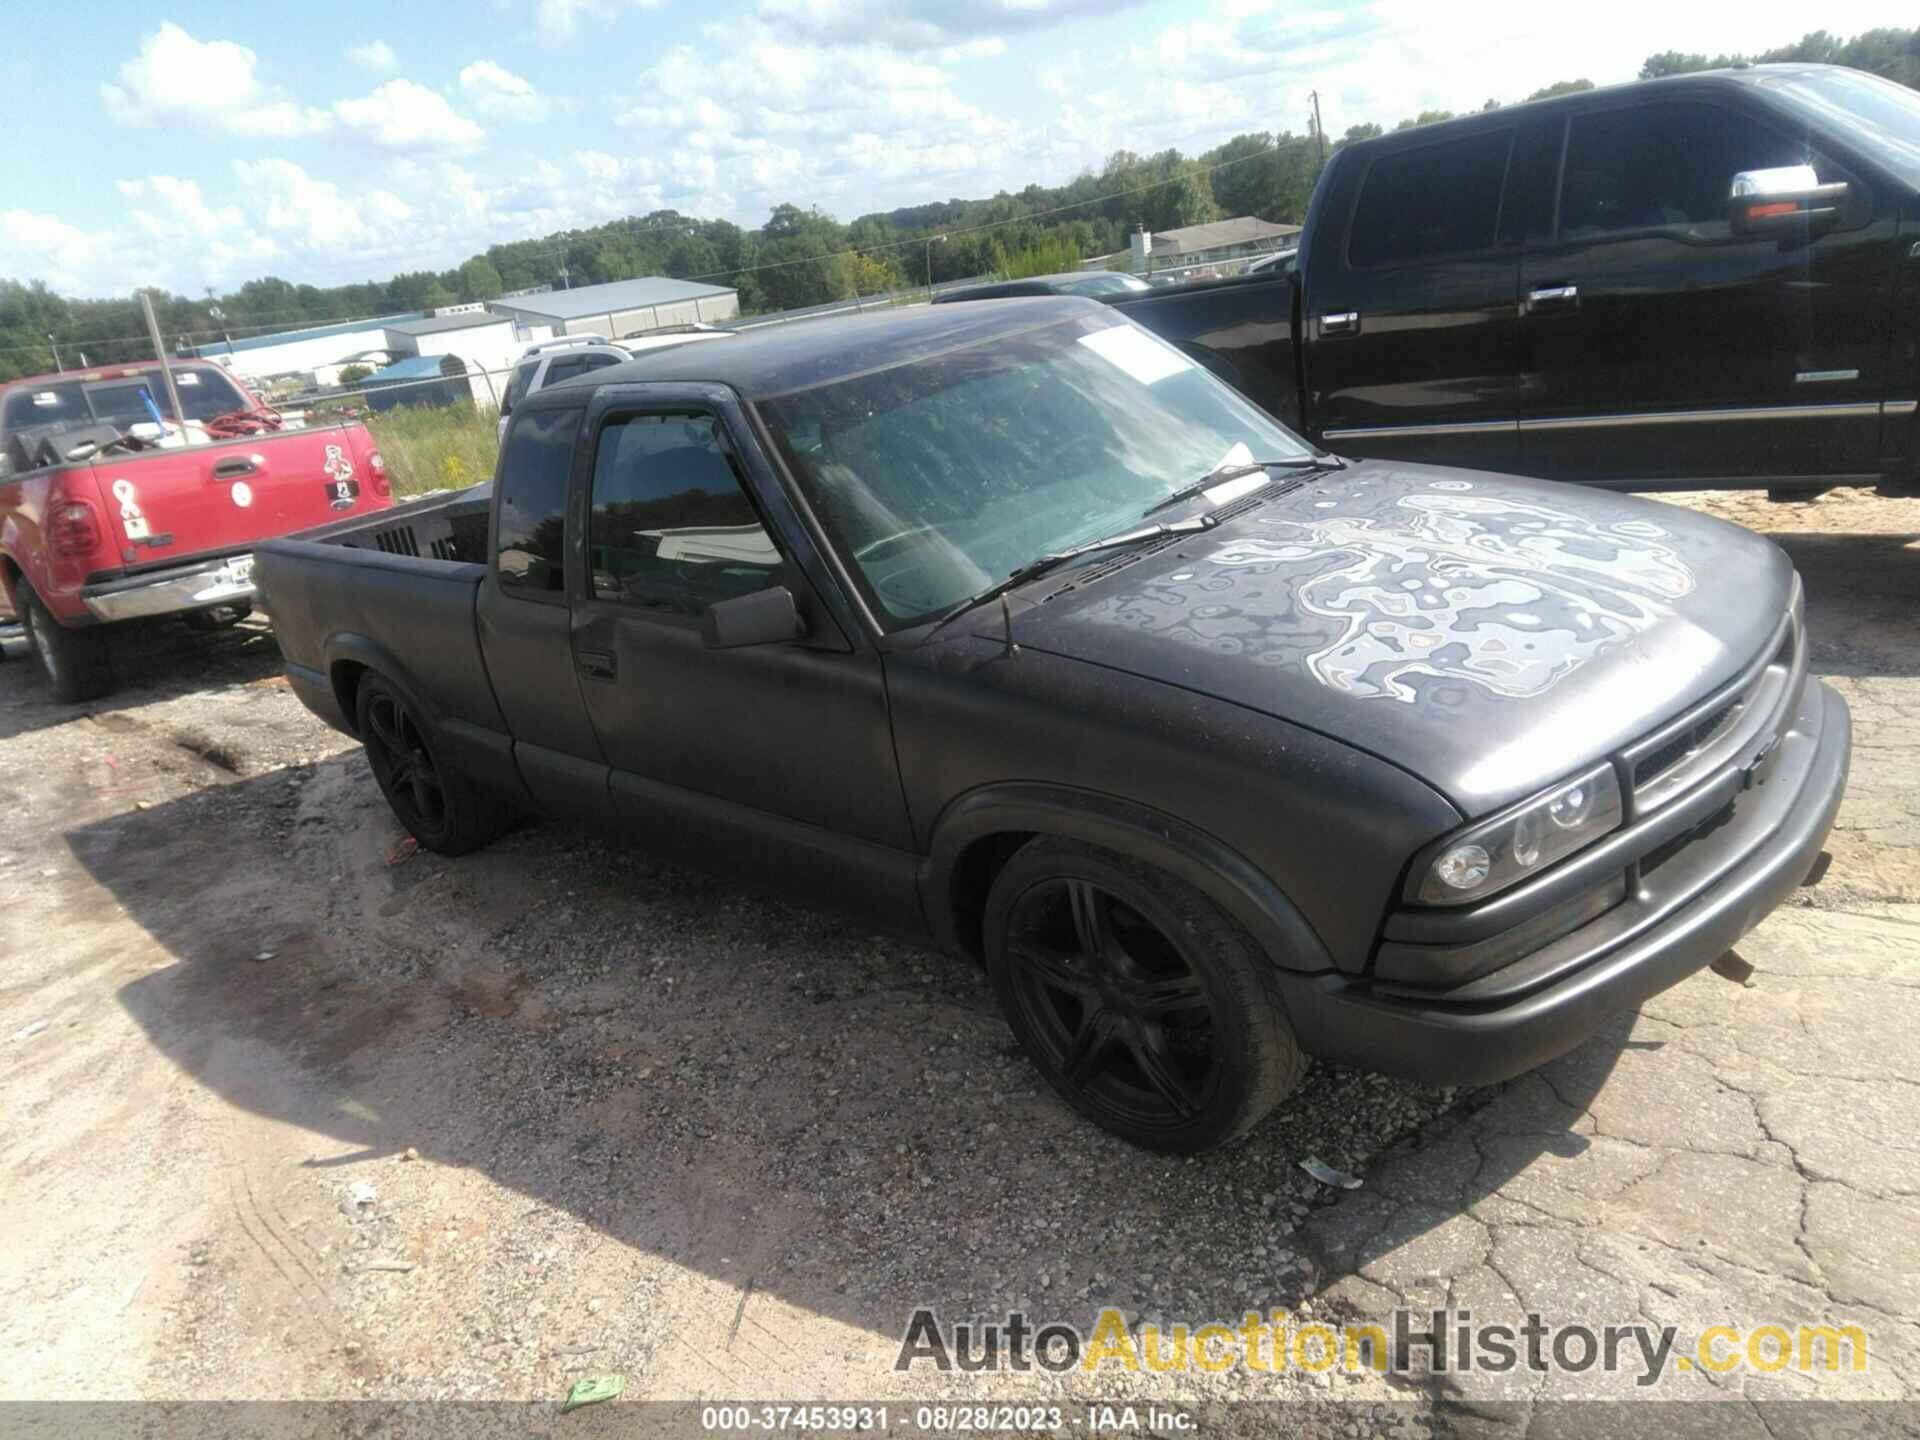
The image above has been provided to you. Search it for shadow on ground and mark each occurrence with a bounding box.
[77,746,1628,1356]
[0,615,284,741]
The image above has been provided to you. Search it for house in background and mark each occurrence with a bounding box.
[1081,217,1302,279]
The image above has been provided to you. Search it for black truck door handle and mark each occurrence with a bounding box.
[578,648,616,681]
[1319,311,1359,337]
[1527,283,1579,312]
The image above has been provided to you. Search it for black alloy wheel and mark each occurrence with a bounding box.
[1005,876,1217,1127]
[985,838,1306,1153]
[362,687,448,836]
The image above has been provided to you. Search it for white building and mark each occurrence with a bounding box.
[188,314,422,384]
[486,276,739,341]
[382,312,521,409]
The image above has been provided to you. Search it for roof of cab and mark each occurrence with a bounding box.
[1338,63,1850,160]
[535,295,1108,403]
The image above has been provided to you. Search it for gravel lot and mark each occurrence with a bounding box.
[1,488,1914,1432]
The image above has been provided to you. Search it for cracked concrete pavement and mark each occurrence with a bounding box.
[1305,490,1920,1420]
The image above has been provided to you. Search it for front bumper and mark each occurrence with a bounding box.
[1277,675,1850,1088]
[80,553,256,623]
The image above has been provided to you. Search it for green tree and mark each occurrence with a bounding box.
[457,258,503,301]
[1527,78,1595,101]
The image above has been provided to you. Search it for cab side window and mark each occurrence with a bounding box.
[1558,103,1819,241]
[588,414,781,616]
[1348,130,1513,268]
[495,406,576,598]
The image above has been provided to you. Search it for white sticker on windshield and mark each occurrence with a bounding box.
[176,372,200,386]
[1077,325,1192,385]
[31,391,58,407]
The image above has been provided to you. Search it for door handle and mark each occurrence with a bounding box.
[1320,311,1359,337]
[212,454,263,479]
[1527,284,1579,310]
[577,648,616,682]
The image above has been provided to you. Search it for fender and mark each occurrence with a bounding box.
[319,631,528,806]
[920,782,1336,975]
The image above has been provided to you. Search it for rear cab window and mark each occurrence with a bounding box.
[494,405,577,600]
[1,366,248,474]
[1347,129,1514,268]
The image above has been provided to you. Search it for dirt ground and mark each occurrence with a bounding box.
[1,487,1915,1430]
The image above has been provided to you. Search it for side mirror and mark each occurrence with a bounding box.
[1729,165,1850,237]
[702,585,804,649]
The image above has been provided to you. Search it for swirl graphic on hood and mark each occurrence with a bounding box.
[1198,487,1697,703]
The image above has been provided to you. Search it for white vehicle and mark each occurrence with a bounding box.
[496,329,732,443]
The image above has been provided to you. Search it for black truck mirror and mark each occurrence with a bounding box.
[1729,165,1850,237]
[702,585,804,649]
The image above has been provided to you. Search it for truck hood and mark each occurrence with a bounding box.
[1001,461,1794,815]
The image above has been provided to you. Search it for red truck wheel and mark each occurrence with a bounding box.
[19,585,113,703]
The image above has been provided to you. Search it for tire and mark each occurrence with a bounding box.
[354,674,510,856]
[18,584,114,703]
[184,602,253,631]
[985,838,1307,1154]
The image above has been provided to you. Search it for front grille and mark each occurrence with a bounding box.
[1635,697,1742,789]
[1626,605,1801,811]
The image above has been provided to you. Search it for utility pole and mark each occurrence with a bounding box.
[139,291,193,442]
[925,234,946,303]
[46,332,62,373]
[1310,90,1327,166]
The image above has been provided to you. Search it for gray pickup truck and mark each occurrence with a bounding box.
[258,299,1849,1153]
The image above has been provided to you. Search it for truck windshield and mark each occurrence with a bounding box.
[1764,68,1920,188]
[758,312,1314,627]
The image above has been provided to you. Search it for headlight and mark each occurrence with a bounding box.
[1412,763,1623,906]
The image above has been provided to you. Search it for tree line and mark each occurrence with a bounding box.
[3,26,1916,382]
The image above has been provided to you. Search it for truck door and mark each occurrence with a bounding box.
[566,385,922,932]
[1517,95,1892,486]
[474,401,613,822]
[1304,121,1525,470]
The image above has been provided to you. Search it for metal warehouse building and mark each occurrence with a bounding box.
[485,277,739,341]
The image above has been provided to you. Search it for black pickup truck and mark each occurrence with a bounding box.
[1111,64,1920,497]
[258,300,1848,1153]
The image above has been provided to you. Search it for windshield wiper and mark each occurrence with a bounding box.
[1141,454,1346,518]
[921,516,1215,644]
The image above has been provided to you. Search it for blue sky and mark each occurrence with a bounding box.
[2,0,1912,296]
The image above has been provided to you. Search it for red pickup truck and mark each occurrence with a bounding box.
[0,360,393,700]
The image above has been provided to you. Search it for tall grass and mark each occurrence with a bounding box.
[362,403,499,497]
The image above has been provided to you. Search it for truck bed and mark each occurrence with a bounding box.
[255,483,506,741]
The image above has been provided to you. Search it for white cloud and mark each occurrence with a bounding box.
[346,40,399,73]
[755,0,1147,50]
[939,37,1008,62]
[334,80,486,150]
[536,0,663,45]
[459,60,551,122]
[0,209,127,297]
[102,23,331,137]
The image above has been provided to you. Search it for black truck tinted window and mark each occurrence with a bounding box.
[1559,102,1807,240]
[1348,130,1512,267]
[495,406,575,597]
[588,414,780,615]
